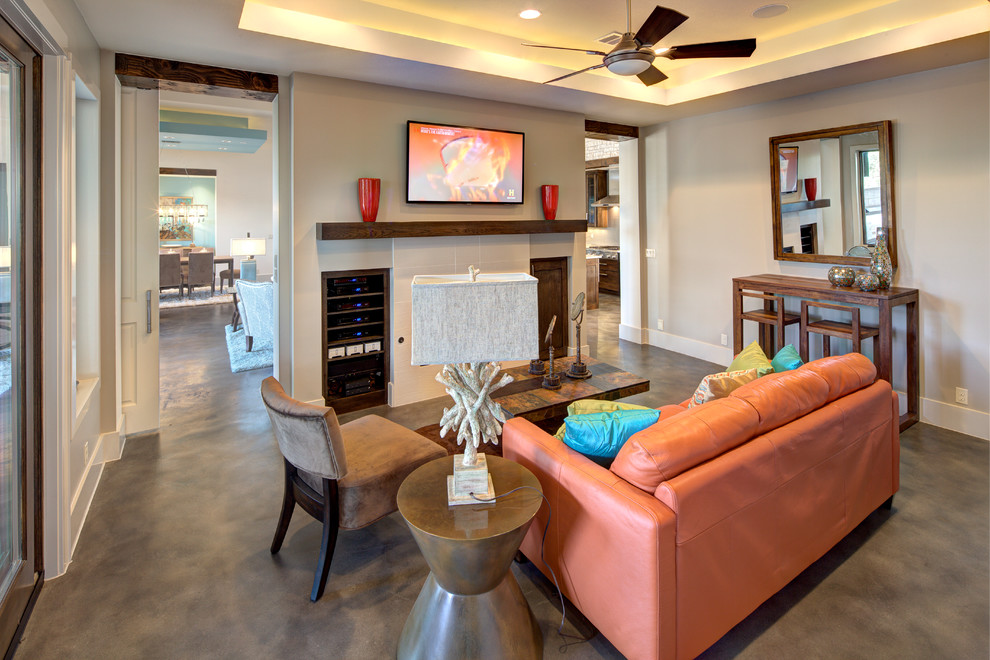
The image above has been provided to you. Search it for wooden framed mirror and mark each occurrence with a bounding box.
[770,120,896,266]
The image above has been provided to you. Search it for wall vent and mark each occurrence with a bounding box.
[596,31,623,46]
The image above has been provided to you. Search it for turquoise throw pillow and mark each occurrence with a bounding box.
[772,344,804,372]
[563,408,661,467]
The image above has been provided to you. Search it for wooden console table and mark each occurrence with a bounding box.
[732,274,919,431]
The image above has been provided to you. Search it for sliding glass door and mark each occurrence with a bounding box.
[0,14,39,657]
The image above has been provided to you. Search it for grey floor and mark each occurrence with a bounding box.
[15,294,990,659]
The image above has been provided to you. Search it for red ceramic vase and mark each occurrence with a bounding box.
[541,184,559,221]
[804,177,818,202]
[358,178,381,222]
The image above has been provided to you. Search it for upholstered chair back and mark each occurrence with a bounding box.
[261,376,348,480]
[159,252,182,288]
[186,251,215,285]
[235,279,274,346]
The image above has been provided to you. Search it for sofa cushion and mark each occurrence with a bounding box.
[610,397,761,491]
[728,341,773,374]
[563,408,661,467]
[688,368,762,408]
[801,353,877,403]
[771,344,804,372]
[553,399,653,440]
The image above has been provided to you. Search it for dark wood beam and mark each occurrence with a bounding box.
[584,120,638,140]
[318,220,588,240]
[160,168,217,177]
[115,53,278,102]
[585,157,619,169]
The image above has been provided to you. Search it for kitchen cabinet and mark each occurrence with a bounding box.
[586,170,609,227]
[586,256,599,310]
[599,258,620,295]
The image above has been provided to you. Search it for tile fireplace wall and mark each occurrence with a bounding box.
[314,233,583,407]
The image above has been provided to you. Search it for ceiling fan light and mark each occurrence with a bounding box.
[519,9,541,20]
[607,58,651,76]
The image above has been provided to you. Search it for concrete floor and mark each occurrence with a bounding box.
[15,295,989,658]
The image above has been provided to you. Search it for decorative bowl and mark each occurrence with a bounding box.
[827,266,856,287]
[855,272,880,292]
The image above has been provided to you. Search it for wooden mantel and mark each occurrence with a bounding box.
[317,220,588,240]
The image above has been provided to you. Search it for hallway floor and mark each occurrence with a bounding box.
[15,301,989,658]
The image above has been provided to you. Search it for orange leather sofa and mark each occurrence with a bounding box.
[502,353,899,660]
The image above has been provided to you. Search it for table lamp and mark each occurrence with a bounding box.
[411,267,538,505]
[230,233,266,281]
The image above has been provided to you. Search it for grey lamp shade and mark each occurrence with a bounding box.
[411,273,539,365]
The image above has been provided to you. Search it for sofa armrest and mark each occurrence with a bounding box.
[503,417,677,660]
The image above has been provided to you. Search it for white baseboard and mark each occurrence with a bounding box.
[70,437,105,559]
[644,328,733,367]
[100,414,126,462]
[921,397,989,440]
[618,323,646,344]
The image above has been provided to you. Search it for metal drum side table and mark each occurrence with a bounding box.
[397,455,543,660]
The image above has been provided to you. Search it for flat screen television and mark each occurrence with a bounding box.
[406,120,524,204]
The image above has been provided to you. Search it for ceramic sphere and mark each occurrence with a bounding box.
[827,266,856,287]
[855,272,880,292]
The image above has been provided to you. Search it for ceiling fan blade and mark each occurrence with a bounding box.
[523,43,607,56]
[636,65,668,86]
[663,38,757,59]
[543,63,607,84]
[635,5,688,47]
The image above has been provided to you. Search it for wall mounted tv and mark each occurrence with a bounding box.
[406,120,524,204]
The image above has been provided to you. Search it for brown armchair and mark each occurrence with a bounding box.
[260,377,446,601]
[183,250,215,297]
[159,252,182,295]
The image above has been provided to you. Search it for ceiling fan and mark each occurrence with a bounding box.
[524,1,756,86]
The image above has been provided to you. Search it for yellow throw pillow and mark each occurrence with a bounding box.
[554,399,652,440]
[728,340,773,374]
[688,368,762,408]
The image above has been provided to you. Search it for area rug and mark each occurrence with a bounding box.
[160,289,233,309]
[224,324,273,373]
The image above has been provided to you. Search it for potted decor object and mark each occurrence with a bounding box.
[541,184,559,221]
[804,177,817,201]
[855,272,880,292]
[358,178,381,222]
[871,227,893,288]
[827,266,856,287]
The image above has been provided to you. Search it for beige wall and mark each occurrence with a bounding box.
[287,73,586,404]
[640,59,989,438]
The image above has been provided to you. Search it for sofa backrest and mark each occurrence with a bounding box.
[609,353,878,492]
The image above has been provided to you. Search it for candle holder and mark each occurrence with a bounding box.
[541,315,561,390]
[566,292,591,380]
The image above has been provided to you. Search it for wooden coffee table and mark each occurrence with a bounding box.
[493,356,649,424]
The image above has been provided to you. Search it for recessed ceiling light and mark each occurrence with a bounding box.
[519,9,541,20]
[752,4,788,19]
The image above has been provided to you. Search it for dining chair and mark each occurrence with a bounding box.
[260,376,446,601]
[183,251,215,297]
[219,266,240,293]
[159,252,182,295]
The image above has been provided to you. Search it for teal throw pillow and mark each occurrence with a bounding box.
[563,408,661,467]
[772,344,804,372]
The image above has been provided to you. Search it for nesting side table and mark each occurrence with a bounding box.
[397,455,543,660]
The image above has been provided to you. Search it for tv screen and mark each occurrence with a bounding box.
[407,121,524,204]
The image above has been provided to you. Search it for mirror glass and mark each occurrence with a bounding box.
[770,121,895,266]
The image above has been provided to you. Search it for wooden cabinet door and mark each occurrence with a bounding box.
[586,258,599,310]
[530,257,568,360]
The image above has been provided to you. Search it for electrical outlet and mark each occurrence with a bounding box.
[956,387,968,405]
[720,333,728,346]
[657,319,664,331]
[645,248,656,258]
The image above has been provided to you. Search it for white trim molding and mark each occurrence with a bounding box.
[921,398,989,441]
[644,328,733,367]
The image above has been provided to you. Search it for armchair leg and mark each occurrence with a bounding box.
[311,479,340,602]
[271,459,297,554]
[246,335,253,352]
